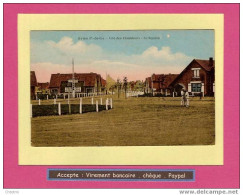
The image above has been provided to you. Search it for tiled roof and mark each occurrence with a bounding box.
[37,82,49,89]
[152,74,163,81]
[101,77,106,87]
[49,73,105,88]
[145,77,151,82]
[145,77,152,87]
[194,59,214,71]
[31,71,37,86]
[151,74,179,88]
[169,58,214,87]
[163,74,179,88]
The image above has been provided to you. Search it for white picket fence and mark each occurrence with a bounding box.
[126,91,144,97]
[30,97,113,117]
[62,92,108,99]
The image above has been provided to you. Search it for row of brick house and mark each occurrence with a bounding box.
[145,74,179,95]
[31,57,215,99]
[35,82,50,95]
[48,73,106,95]
[145,57,215,96]
[30,71,107,99]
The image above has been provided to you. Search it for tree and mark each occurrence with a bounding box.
[123,77,128,98]
[134,80,145,91]
[106,74,116,93]
[116,78,121,98]
[109,84,116,95]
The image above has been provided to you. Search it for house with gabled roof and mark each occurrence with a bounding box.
[49,72,106,95]
[145,73,179,95]
[128,80,145,92]
[30,71,37,99]
[169,58,215,96]
[36,82,50,95]
[100,77,107,93]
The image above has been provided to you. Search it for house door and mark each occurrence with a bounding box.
[174,83,185,96]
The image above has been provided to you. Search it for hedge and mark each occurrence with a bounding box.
[32,104,111,117]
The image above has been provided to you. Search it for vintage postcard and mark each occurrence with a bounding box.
[3,3,239,190]
[17,14,223,165]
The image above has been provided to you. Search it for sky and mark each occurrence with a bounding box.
[30,30,214,82]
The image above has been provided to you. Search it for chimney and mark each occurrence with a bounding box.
[209,57,214,66]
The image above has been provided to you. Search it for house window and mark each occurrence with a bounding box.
[75,87,81,92]
[193,69,200,78]
[65,87,72,92]
[191,83,201,92]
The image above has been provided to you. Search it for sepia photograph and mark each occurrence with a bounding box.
[30,30,215,147]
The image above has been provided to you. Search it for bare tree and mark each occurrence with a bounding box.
[116,78,121,98]
[123,77,128,99]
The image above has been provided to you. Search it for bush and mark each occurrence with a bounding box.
[36,94,56,100]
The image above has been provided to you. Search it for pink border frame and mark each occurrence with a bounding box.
[3,3,240,188]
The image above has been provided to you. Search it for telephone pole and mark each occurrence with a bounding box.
[72,58,75,98]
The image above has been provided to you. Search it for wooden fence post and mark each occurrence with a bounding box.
[39,99,41,105]
[69,103,71,114]
[96,100,99,112]
[80,98,82,114]
[100,97,102,105]
[92,97,94,105]
[47,95,49,100]
[58,102,61,115]
[110,98,113,109]
[106,99,108,110]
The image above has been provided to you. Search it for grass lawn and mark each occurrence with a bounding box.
[31,95,215,146]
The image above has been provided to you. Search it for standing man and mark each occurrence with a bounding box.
[181,89,185,106]
[185,90,190,107]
